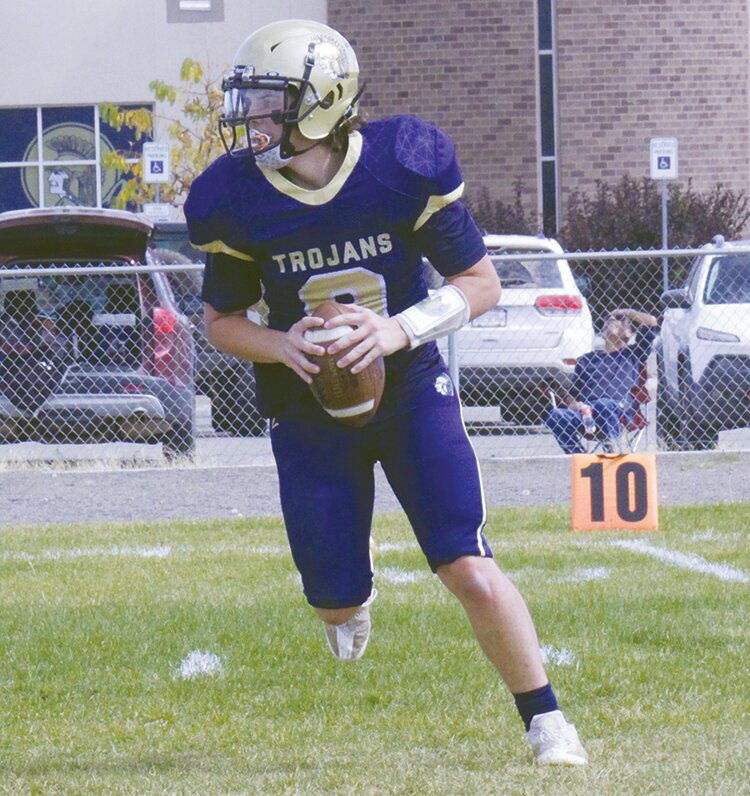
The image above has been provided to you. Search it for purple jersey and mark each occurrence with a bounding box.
[185,115,486,417]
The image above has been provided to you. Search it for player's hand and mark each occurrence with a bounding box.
[281,315,325,384]
[325,304,409,373]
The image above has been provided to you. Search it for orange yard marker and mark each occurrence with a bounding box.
[571,453,658,531]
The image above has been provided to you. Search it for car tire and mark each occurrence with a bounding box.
[656,393,682,450]
[655,357,681,450]
[162,419,196,461]
[677,363,719,451]
[208,364,266,437]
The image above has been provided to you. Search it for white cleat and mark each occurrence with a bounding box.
[323,589,377,661]
[526,710,589,766]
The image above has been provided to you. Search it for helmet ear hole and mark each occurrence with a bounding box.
[320,91,335,110]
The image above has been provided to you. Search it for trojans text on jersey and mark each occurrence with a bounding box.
[271,233,393,274]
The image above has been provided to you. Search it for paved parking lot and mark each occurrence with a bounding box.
[2,395,749,527]
[2,444,749,528]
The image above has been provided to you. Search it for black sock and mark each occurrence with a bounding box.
[513,683,559,731]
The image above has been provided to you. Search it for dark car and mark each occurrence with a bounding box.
[149,222,266,436]
[0,207,196,459]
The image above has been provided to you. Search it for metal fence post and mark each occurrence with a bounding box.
[447,331,460,393]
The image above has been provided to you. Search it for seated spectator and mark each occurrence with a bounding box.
[0,289,41,354]
[546,308,658,454]
[0,289,66,412]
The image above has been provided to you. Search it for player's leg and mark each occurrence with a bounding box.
[270,412,377,659]
[436,556,547,691]
[377,376,587,764]
[376,379,547,689]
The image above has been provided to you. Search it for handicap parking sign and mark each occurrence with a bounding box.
[650,138,678,180]
[143,142,171,184]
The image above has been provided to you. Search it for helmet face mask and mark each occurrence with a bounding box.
[219,68,315,159]
[218,20,361,161]
[224,86,287,127]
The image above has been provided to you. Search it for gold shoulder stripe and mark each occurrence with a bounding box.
[260,132,363,205]
[193,240,255,262]
[413,183,465,231]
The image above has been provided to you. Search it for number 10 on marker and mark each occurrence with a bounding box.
[571,454,658,531]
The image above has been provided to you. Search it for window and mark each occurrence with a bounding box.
[490,256,564,288]
[166,0,224,23]
[0,104,151,213]
[705,255,750,304]
[537,0,558,235]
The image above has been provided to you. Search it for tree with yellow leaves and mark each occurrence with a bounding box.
[100,58,226,210]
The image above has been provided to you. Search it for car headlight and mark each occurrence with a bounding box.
[696,326,740,343]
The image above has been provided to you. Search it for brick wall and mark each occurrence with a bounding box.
[329,1,750,234]
[556,1,749,207]
[328,1,541,225]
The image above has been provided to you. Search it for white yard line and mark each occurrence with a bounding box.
[540,644,577,666]
[8,538,745,587]
[2,545,174,562]
[557,566,611,583]
[373,541,420,553]
[377,567,430,585]
[1,542,291,563]
[175,650,223,680]
[608,539,750,583]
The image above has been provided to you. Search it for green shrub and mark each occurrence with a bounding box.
[558,176,750,320]
[465,179,540,236]
[558,175,750,251]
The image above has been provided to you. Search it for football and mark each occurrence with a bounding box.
[304,300,385,427]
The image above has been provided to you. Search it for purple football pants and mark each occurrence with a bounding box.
[270,373,491,609]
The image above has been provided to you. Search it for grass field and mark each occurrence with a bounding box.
[0,504,748,795]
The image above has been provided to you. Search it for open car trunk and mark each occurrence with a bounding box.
[0,208,152,264]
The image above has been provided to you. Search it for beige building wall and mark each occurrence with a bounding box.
[0,0,326,110]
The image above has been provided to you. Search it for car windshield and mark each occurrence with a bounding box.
[0,265,142,357]
[490,255,564,288]
[704,254,750,304]
[0,266,139,317]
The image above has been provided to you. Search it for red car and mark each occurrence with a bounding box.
[0,207,196,459]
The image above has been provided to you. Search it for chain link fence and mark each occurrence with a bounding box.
[1,243,750,468]
[450,240,750,457]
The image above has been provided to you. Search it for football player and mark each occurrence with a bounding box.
[185,19,587,766]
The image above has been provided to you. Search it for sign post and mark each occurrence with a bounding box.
[649,137,678,292]
[142,142,171,218]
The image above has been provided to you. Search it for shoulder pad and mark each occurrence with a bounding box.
[185,155,264,254]
[361,116,463,200]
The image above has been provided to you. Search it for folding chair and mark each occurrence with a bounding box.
[619,367,650,453]
[546,365,650,454]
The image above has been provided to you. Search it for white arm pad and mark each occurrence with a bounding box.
[394,284,471,350]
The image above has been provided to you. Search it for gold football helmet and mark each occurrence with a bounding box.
[219,19,361,159]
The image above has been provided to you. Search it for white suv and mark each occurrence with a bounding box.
[435,234,595,427]
[656,236,750,449]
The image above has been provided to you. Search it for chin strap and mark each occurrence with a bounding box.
[394,285,471,350]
